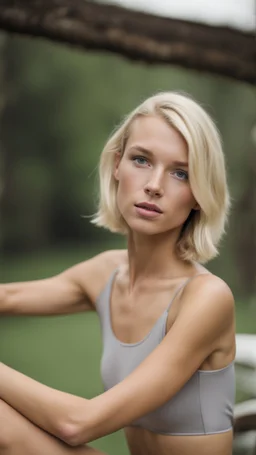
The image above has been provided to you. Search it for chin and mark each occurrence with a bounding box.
[126,218,166,236]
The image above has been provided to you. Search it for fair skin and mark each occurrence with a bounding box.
[0,115,236,455]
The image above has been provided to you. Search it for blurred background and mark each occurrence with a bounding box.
[0,0,255,453]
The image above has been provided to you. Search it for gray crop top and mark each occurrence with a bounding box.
[96,271,235,435]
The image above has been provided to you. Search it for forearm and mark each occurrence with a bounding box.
[0,363,147,446]
[0,363,88,442]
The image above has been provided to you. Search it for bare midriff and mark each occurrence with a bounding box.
[124,426,233,455]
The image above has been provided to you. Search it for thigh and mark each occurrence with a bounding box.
[0,399,107,455]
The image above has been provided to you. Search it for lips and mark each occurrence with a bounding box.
[135,202,163,213]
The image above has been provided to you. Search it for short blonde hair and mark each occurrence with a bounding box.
[92,92,230,264]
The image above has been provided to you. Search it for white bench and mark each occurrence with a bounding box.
[235,333,256,397]
[234,334,256,454]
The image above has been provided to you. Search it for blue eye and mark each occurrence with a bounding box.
[174,170,188,180]
[132,156,149,166]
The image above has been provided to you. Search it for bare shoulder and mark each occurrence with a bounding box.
[186,273,234,299]
[181,273,235,327]
[61,249,127,306]
[164,274,236,366]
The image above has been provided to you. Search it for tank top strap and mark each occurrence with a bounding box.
[166,273,203,312]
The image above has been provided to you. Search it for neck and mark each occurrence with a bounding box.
[126,229,193,288]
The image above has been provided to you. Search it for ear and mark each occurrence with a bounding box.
[113,152,121,181]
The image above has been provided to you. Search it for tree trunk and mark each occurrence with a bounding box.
[234,146,256,298]
[0,0,254,84]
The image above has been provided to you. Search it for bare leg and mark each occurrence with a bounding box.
[0,399,107,455]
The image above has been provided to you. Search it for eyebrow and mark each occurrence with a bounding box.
[129,145,189,167]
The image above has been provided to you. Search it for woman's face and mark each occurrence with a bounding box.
[114,115,199,236]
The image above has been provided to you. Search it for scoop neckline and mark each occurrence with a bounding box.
[107,269,169,347]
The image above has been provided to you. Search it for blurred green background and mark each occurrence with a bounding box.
[0,29,255,454]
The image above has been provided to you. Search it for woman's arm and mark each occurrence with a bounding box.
[0,275,235,446]
[0,249,125,315]
[0,363,89,444]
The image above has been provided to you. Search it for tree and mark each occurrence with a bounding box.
[0,0,254,84]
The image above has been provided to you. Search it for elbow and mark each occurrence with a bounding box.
[57,413,93,447]
[57,400,103,446]
[58,422,84,447]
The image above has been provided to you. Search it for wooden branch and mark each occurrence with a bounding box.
[0,0,255,84]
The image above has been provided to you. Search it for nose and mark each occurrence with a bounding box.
[144,170,164,198]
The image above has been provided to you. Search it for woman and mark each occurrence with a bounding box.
[0,92,236,455]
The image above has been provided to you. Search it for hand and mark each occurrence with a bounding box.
[0,362,7,387]
[0,286,6,312]
[0,362,5,393]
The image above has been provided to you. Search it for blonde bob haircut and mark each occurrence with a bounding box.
[92,92,230,264]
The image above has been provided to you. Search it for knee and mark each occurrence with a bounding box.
[0,399,14,449]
